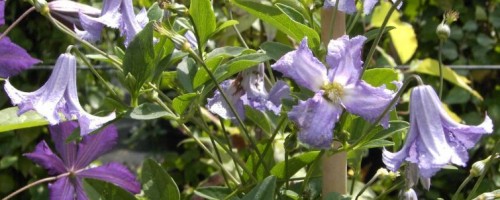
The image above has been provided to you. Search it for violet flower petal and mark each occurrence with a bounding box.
[342,81,396,128]
[75,13,104,42]
[271,38,328,92]
[4,53,71,124]
[119,0,145,46]
[50,122,79,167]
[74,178,89,200]
[363,0,379,14]
[326,35,365,85]
[24,141,67,175]
[268,80,291,106]
[78,162,141,194]
[99,0,122,28]
[289,92,342,149]
[49,177,76,200]
[0,0,5,26]
[206,80,245,120]
[0,37,41,78]
[324,0,356,14]
[74,125,118,168]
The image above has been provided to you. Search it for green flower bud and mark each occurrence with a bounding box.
[33,0,49,15]
[436,23,451,41]
[470,156,491,177]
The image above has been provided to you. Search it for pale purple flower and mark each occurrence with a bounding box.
[324,0,402,14]
[0,37,41,78]
[4,53,115,135]
[383,85,493,179]
[75,0,148,46]
[25,121,140,200]
[272,36,399,149]
[48,0,101,28]
[0,0,5,25]
[400,188,418,200]
[207,64,290,120]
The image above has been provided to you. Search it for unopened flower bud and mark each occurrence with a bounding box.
[400,188,418,200]
[436,23,450,41]
[470,156,491,177]
[33,0,49,15]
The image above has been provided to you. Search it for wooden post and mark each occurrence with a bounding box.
[320,8,347,198]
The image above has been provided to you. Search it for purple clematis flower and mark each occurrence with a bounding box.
[76,0,147,46]
[1,0,5,25]
[207,64,290,120]
[0,37,41,78]
[48,0,101,28]
[382,85,493,179]
[25,121,140,199]
[271,36,399,149]
[324,0,402,14]
[4,53,115,135]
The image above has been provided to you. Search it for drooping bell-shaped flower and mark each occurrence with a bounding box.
[272,36,399,149]
[382,85,493,179]
[324,0,402,14]
[48,0,101,28]
[76,0,148,46]
[4,53,115,135]
[25,122,140,200]
[400,188,418,200]
[0,37,41,78]
[207,64,290,120]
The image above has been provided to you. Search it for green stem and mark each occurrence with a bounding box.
[46,14,123,71]
[0,7,36,41]
[355,171,382,200]
[2,172,70,200]
[187,48,269,172]
[351,74,423,150]
[359,0,403,78]
[438,40,444,99]
[346,11,361,34]
[300,151,325,194]
[220,118,244,181]
[466,152,499,200]
[253,116,287,176]
[72,48,120,99]
[374,181,404,200]
[452,175,473,200]
[225,0,249,48]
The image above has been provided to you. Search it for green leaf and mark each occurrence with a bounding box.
[206,46,249,60]
[212,20,240,36]
[241,176,277,200]
[141,159,180,200]
[215,53,271,80]
[408,58,483,100]
[357,139,394,150]
[126,103,177,120]
[194,186,234,200]
[271,151,320,179]
[275,3,305,24]
[244,107,273,134]
[193,56,224,89]
[363,26,395,42]
[232,0,320,50]
[0,156,18,169]
[147,2,164,21]
[83,178,137,200]
[176,57,197,92]
[190,0,216,49]
[260,42,294,61]
[172,93,198,115]
[371,2,417,63]
[362,68,398,91]
[123,21,155,97]
[369,120,409,141]
[0,107,49,133]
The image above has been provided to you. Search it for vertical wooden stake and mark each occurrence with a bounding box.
[320,8,347,198]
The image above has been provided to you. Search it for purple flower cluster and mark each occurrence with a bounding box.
[207,64,290,120]
[76,0,147,46]
[25,121,140,199]
[271,36,399,149]
[383,85,493,182]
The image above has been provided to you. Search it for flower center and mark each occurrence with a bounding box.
[321,82,344,104]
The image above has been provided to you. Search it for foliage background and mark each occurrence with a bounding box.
[0,0,499,199]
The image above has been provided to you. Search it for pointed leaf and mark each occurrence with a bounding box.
[0,107,49,133]
[241,176,277,200]
[190,0,216,49]
[83,178,137,200]
[271,151,320,179]
[141,159,180,200]
[125,103,178,120]
[172,93,198,115]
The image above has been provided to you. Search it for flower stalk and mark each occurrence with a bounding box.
[2,173,70,200]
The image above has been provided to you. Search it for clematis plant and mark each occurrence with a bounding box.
[76,0,147,46]
[0,37,41,78]
[383,85,493,182]
[4,53,115,135]
[272,36,399,149]
[207,64,290,120]
[25,121,140,199]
